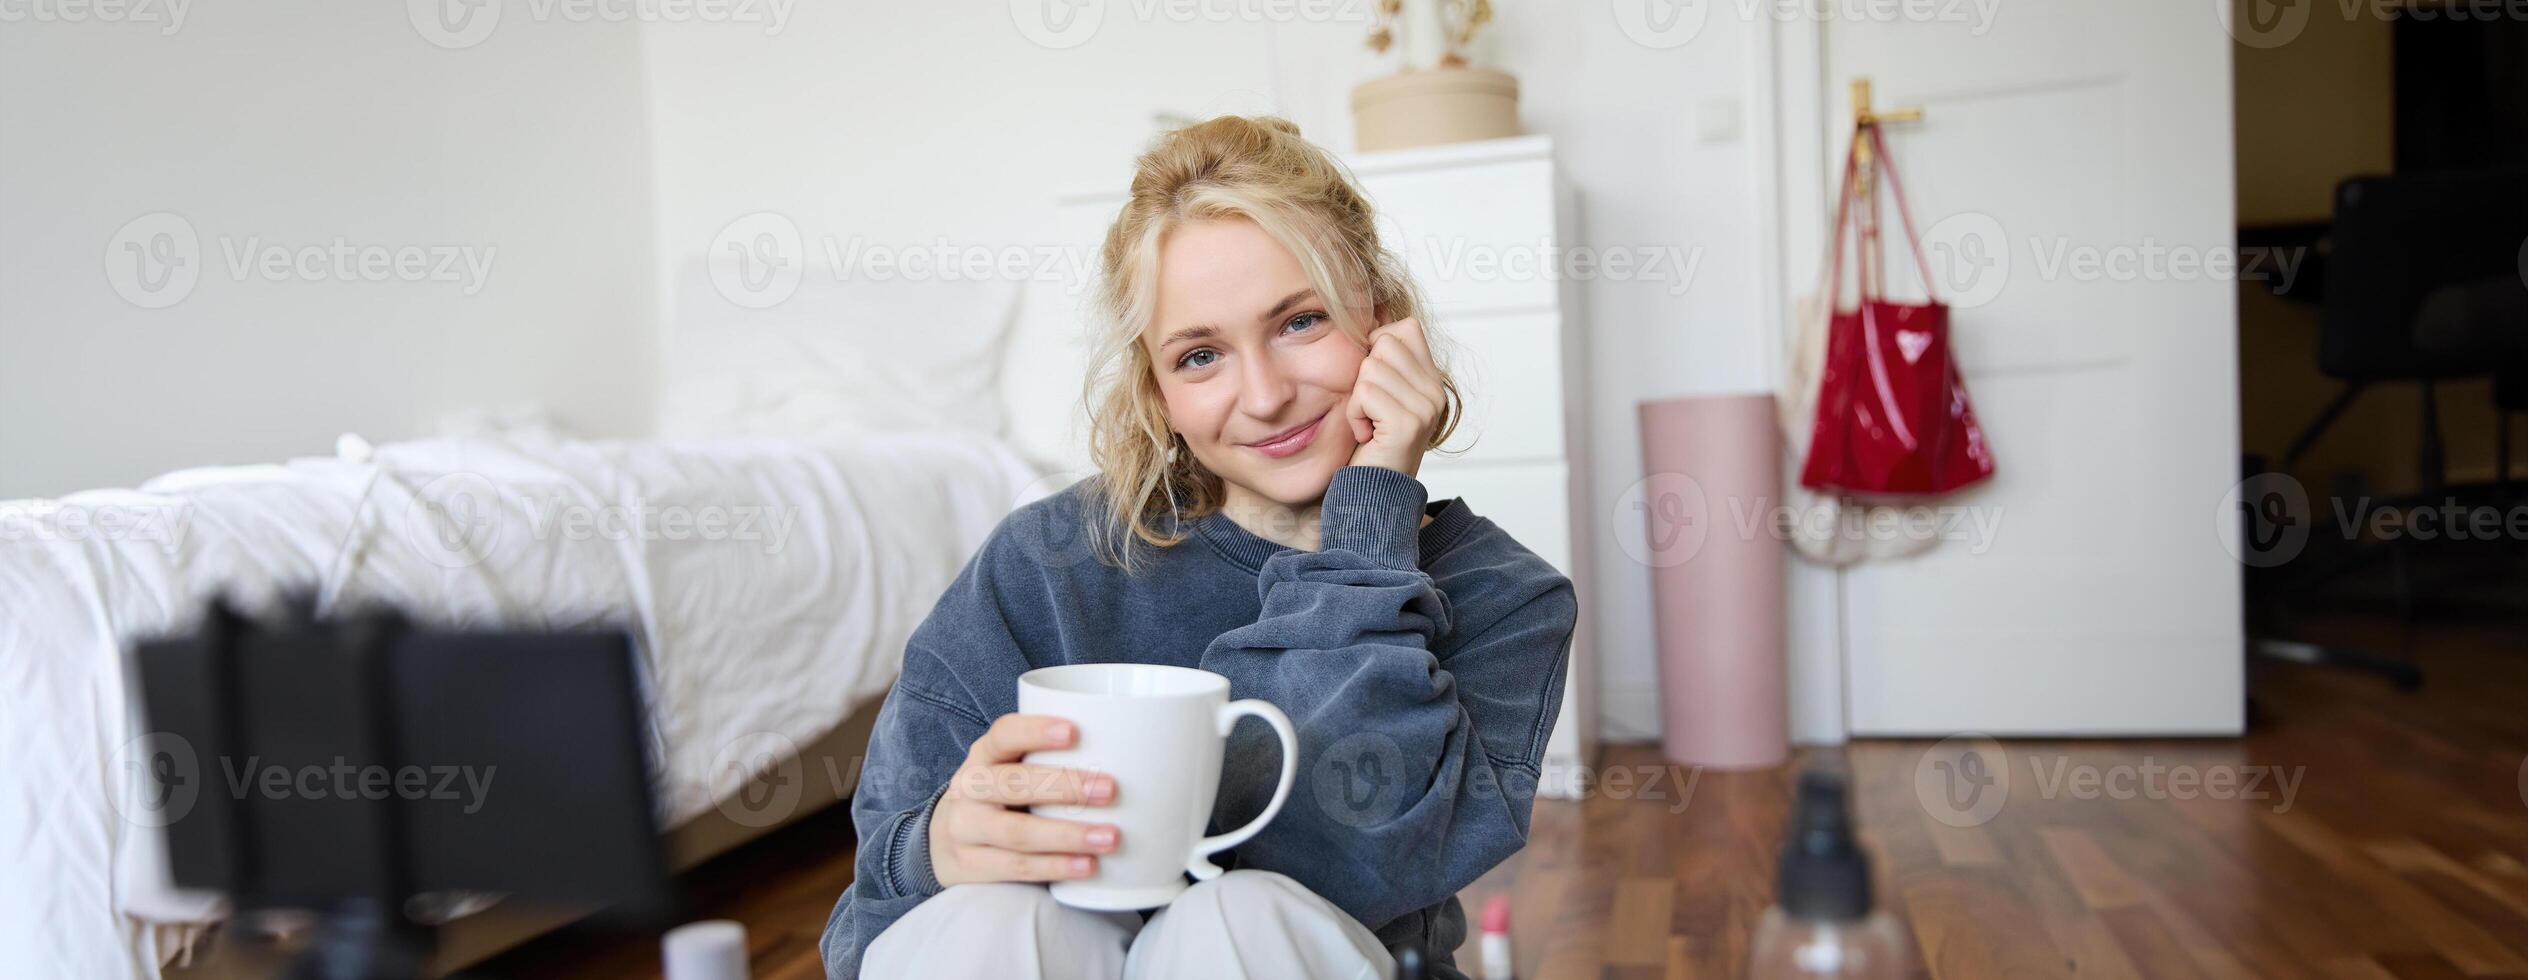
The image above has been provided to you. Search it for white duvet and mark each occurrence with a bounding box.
[0,431,1045,978]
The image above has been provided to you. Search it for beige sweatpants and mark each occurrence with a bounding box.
[861,869,1396,980]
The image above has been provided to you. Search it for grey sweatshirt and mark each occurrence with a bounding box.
[820,466,1578,979]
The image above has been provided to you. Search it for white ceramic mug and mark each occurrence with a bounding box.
[1017,663,1298,910]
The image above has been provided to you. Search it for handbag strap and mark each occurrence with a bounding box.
[1864,123,1938,299]
[1821,123,1941,309]
[1818,128,1865,312]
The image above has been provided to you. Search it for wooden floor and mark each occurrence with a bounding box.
[476,615,2528,979]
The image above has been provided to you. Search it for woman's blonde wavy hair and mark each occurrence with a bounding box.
[1082,114,1462,571]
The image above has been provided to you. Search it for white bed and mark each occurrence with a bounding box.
[0,428,1045,977]
[0,268,1081,977]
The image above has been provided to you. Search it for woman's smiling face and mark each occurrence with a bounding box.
[1145,217,1369,510]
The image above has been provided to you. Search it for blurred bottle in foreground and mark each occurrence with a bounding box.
[663,920,750,980]
[1747,770,1907,979]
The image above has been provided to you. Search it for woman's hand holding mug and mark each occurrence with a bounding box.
[1344,317,1446,479]
[928,713,1121,887]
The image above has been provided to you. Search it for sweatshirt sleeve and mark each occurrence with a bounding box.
[1197,466,1579,933]
[819,582,1005,978]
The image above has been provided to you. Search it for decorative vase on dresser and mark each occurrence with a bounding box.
[1010,134,1596,799]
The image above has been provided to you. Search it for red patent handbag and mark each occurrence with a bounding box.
[1798,124,1996,497]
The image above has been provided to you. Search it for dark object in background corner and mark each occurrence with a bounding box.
[130,597,668,980]
[2259,171,2528,640]
[2393,12,2528,176]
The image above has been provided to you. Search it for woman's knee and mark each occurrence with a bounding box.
[927,882,1068,919]
[1173,870,1328,919]
[1133,871,1391,979]
[866,883,1131,978]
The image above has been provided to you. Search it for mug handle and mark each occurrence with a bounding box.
[1186,698,1297,881]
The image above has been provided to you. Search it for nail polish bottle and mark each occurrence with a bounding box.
[1480,893,1513,979]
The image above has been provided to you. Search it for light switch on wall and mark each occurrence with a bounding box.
[1695,98,1742,144]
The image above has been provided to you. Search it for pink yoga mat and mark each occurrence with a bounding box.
[1637,393,1787,770]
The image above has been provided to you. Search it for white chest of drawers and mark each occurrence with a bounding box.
[1005,135,1596,799]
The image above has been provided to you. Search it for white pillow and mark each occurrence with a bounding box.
[659,263,1018,441]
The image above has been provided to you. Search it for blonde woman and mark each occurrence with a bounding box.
[821,115,1577,980]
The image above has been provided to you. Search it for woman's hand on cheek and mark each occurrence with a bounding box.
[1344,317,1445,478]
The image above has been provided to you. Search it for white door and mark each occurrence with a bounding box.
[1814,0,2245,733]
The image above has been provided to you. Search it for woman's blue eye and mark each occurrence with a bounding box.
[1175,314,1322,370]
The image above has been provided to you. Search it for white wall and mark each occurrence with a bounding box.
[638,4,1777,741]
[0,2,1795,742]
[0,3,659,498]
